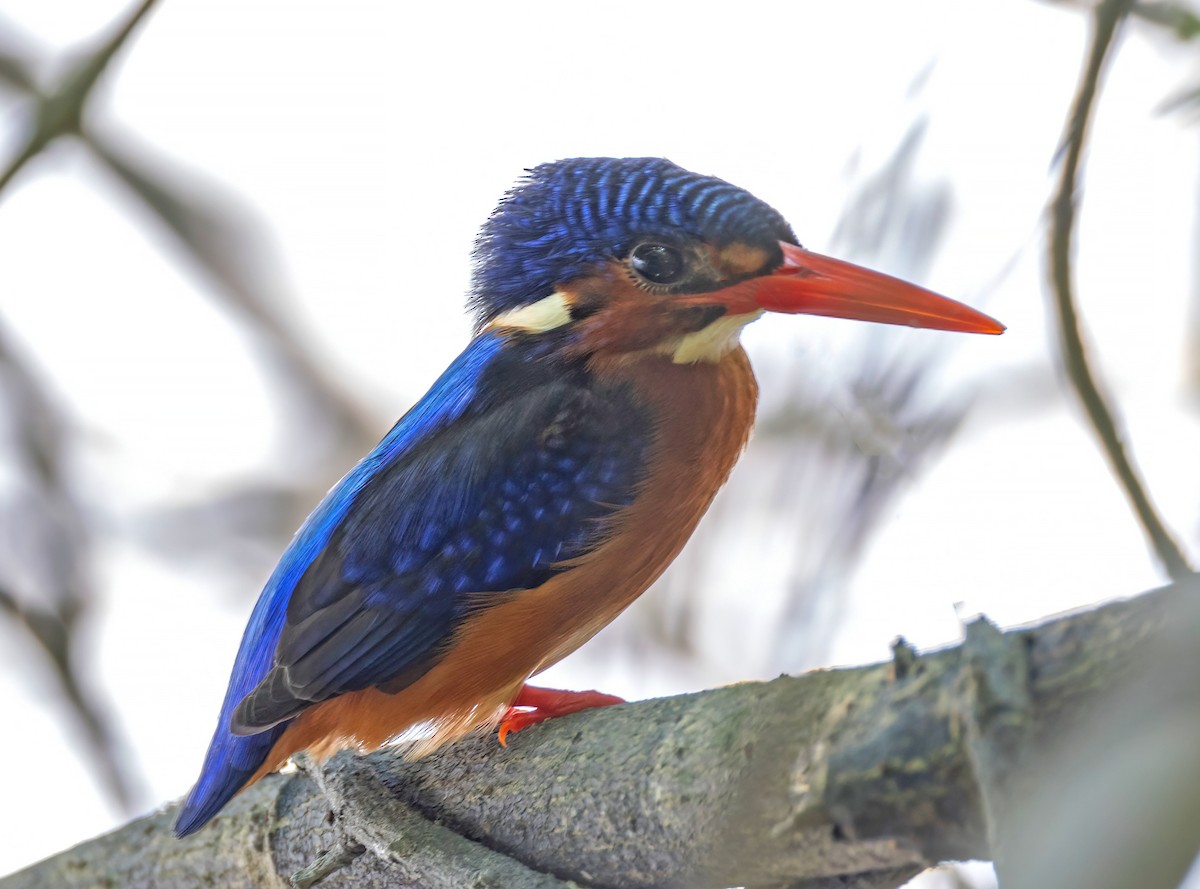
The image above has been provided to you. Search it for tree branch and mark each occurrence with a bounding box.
[0,320,143,812]
[1047,0,1194,581]
[4,584,1190,889]
[0,0,160,196]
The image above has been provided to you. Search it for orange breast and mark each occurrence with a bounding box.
[247,347,759,782]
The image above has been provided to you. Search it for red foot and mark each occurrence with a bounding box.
[497,684,625,746]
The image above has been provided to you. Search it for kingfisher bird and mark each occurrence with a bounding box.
[174,157,1002,837]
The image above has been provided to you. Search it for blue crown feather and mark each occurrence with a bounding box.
[470,157,796,324]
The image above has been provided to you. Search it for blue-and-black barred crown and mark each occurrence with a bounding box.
[470,157,797,324]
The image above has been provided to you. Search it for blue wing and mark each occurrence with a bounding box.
[175,331,650,835]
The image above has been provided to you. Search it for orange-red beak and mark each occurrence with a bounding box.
[715,242,1004,335]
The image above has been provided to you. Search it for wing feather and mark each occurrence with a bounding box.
[231,351,651,733]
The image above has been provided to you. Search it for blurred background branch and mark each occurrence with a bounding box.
[0,0,384,816]
[1046,0,1194,582]
[0,0,156,193]
[0,0,164,814]
[0,320,138,810]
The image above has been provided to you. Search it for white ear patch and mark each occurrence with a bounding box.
[667,310,764,364]
[489,292,573,333]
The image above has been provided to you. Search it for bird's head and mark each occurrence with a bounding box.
[470,157,1002,363]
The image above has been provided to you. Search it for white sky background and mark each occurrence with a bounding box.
[0,0,1197,881]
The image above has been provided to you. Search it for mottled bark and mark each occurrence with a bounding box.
[3,583,1190,889]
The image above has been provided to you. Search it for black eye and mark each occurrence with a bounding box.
[630,242,686,285]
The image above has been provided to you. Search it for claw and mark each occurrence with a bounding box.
[497,684,625,746]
